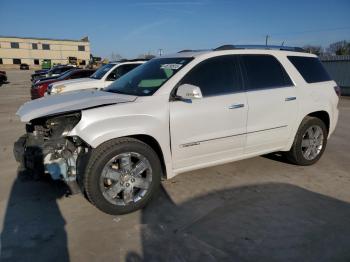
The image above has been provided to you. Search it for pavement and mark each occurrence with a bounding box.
[0,70,350,262]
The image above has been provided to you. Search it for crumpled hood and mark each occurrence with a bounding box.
[17,90,137,122]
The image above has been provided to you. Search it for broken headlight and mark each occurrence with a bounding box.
[45,112,81,137]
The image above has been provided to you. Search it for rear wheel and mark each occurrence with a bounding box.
[84,138,161,215]
[286,117,328,166]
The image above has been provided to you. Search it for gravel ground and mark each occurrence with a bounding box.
[0,70,350,262]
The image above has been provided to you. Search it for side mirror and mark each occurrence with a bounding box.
[176,84,203,100]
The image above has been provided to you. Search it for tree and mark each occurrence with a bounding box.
[110,52,123,61]
[137,52,156,59]
[328,41,350,55]
[303,45,323,56]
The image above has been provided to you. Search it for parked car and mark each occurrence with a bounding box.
[16,45,339,215]
[0,70,7,84]
[33,69,77,85]
[20,63,29,70]
[48,60,146,95]
[31,69,96,99]
[31,65,75,83]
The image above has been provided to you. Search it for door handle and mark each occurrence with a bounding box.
[229,104,245,109]
[285,97,296,101]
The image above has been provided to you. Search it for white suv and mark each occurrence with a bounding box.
[16,45,339,214]
[47,60,146,95]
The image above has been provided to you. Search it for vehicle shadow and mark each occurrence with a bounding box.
[261,152,293,164]
[0,81,10,87]
[127,182,350,262]
[0,139,69,261]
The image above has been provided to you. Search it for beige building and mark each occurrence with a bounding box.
[0,36,90,68]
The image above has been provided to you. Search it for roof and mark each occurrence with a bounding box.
[0,35,89,42]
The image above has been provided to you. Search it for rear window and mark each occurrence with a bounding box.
[287,56,331,83]
[242,55,293,90]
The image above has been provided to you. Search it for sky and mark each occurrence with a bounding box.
[1,0,350,59]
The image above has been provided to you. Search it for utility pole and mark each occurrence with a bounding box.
[158,49,163,56]
[265,35,270,46]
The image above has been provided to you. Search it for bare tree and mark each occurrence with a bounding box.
[303,45,323,56]
[137,52,156,59]
[327,41,350,55]
[110,52,124,61]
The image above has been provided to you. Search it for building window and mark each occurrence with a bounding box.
[80,60,86,65]
[32,43,38,49]
[11,42,19,49]
[34,59,40,65]
[0,58,3,64]
[78,45,85,51]
[13,59,21,64]
[42,44,50,50]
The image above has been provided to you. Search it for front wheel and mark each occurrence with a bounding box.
[84,138,161,215]
[286,116,328,166]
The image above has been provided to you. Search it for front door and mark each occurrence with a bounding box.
[170,55,248,170]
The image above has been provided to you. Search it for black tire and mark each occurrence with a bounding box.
[285,116,328,166]
[84,137,161,215]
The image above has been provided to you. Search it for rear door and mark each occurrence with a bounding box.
[170,55,248,170]
[241,54,298,153]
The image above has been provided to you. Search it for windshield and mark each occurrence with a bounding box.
[105,58,192,96]
[90,64,115,79]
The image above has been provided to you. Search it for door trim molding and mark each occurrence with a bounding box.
[180,125,287,148]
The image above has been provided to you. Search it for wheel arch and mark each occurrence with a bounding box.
[306,110,330,134]
[128,134,168,179]
[284,109,331,151]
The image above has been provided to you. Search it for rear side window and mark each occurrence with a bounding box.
[242,55,293,90]
[181,56,242,97]
[288,56,331,83]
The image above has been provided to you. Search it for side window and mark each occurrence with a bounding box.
[287,56,331,83]
[242,55,293,90]
[181,56,242,97]
[107,64,140,81]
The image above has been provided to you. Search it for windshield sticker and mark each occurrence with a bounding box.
[160,64,183,70]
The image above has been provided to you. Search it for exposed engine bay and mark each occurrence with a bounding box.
[16,111,88,193]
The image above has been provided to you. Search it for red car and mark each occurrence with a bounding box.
[31,69,95,99]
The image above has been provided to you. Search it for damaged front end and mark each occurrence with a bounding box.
[14,112,88,193]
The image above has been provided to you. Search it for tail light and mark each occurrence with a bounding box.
[334,86,341,97]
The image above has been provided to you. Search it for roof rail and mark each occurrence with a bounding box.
[214,44,306,52]
[177,49,210,53]
[116,58,151,62]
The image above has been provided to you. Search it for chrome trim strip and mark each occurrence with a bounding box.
[180,125,288,148]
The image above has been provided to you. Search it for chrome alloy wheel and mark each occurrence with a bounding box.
[301,125,324,161]
[99,152,152,206]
